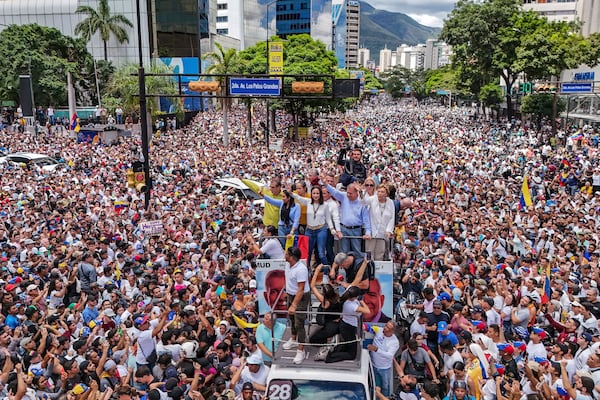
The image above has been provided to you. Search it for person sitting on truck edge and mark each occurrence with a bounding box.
[309,264,342,361]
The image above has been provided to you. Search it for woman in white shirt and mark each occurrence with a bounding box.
[292,186,332,267]
[365,185,395,261]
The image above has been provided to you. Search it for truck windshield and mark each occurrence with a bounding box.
[268,380,367,400]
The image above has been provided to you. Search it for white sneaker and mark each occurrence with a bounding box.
[282,338,298,350]
[293,349,305,364]
[314,346,329,361]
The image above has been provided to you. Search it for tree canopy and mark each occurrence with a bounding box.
[440,0,596,118]
[0,24,99,107]
[74,0,133,61]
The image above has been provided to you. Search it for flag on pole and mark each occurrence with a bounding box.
[439,178,448,199]
[365,127,372,136]
[70,113,78,131]
[520,176,533,209]
[541,264,551,304]
[338,127,350,140]
[561,158,571,169]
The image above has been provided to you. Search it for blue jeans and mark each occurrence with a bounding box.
[325,230,335,264]
[306,226,328,267]
[341,226,362,254]
[374,366,393,397]
[278,225,292,247]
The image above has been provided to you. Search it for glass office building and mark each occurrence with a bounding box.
[154,0,210,58]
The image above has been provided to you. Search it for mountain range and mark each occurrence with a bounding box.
[360,2,441,63]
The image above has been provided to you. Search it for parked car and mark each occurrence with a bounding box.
[213,177,264,207]
[0,152,61,172]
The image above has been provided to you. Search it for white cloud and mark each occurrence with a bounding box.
[408,13,444,28]
[364,0,454,27]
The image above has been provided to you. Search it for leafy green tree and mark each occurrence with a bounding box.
[513,18,585,134]
[105,62,180,116]
[424,65,458,95]
[74,0,133,61]
[441,0,521,118]
[0,24,97,107]
[479,82,503,118]
[521,93,565,130]
[204,42,242,147]
[382,66,427,99]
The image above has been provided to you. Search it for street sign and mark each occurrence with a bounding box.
[561,83,593,93]
[229,78,281,96]
[139,220,164,236]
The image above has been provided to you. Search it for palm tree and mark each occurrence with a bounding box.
[204,43,241,147]
[74,0,133,61]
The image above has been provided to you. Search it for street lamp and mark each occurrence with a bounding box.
[135,0,151,210]
[265,0,278,149]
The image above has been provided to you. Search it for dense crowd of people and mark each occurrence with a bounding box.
[0,94,599,400]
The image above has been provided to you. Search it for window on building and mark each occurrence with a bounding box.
[217,28,229,34]
[216,16,228,23]
[217,3,228,9]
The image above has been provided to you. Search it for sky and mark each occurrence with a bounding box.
[364,0,455,28]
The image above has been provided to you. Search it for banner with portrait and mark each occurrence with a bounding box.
[255,259,288,316]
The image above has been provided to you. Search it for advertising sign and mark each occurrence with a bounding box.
[269,42,284,75]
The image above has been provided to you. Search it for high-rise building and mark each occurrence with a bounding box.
[522,0,600,37]
[332,0,360,69]
[379,46,392,73]
[358,47,370,68]
[424,39,452,70]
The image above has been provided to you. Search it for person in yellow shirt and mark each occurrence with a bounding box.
[242,177,283,229]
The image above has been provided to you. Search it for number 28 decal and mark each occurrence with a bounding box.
[268,380,294,400]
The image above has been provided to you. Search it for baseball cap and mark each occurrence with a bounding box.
[242,382,254,391]
[437,292,451,302]
[437,321,448,332]
[246,354,262,365]
[134,314,150,326]
[497,343,514,355]
[471,305,483,313]
[26,284,38,292]
[471,320,487,332]
[532,327,548,339]
[513,341,527,352]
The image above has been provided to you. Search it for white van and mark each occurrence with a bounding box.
[266,347,376,400]
[265,312,376,400]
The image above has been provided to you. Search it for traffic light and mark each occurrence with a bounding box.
[126,169,135,188]
[291,81,324,94]
[188,81,220,92]
[131,161,147,192]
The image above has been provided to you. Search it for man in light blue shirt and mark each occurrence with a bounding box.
[255,312,286,365]
[325,183,371,254]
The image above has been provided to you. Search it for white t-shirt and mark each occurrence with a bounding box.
[136,320,159,365]
[261,238,285,259]
[526,341,547,360]
[285,260,309,295]
[443,350,464,374]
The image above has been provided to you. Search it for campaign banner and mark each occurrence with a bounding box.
[366,261,393,325]
[255,259,288,315]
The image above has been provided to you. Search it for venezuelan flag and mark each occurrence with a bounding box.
[541,264,551,304]
[114,200,128,213]
[233,314,259,333]
[561,158,571,169]
[70,113,78,131]
[338,127,350,140]
[519,176,533,209]
[439,179,448,199]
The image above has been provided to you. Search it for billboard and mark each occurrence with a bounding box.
[269,42,284,75]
